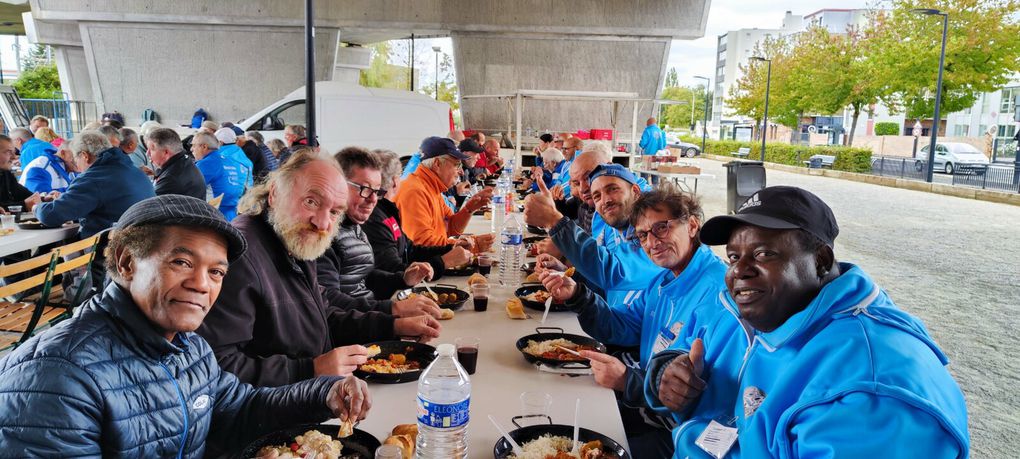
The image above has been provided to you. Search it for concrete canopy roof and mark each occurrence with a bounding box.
[0,0,28,35]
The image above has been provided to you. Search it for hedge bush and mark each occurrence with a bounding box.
[681,136,872,173]
[874,122,900,136]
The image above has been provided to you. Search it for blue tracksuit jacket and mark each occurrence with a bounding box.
[645,263,969,458]
[196,150,245,221]
[640,124,667,155]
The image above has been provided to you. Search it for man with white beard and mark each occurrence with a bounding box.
[197,148,441,387]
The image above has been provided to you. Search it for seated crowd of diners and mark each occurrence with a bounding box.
[0,120,969,458]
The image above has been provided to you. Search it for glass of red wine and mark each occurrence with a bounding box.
[455,337,480,375]
[470,283,489,312]
[477,254,493,276]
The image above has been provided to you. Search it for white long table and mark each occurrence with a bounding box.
[0,225,80,258]
[637,169,716,194]
[354,219,630,458]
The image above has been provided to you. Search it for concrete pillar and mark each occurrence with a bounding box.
[51,46,92,101]
[77,23,337,126]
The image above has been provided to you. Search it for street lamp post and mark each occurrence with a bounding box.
[694,76,710,155]
[432,46,441,100]
[750,57,772,163]
[913,8,949,183]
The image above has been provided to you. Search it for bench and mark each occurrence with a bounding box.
[803,154,836,169]
[731,147,750,158]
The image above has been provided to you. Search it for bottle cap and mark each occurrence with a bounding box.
[437,343,455,357]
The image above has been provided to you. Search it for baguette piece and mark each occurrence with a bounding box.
[506,298,527,320]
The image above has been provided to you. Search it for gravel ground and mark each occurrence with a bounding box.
[679,158,1020,458]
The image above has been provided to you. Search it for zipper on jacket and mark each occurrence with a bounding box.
[159,362,190,459]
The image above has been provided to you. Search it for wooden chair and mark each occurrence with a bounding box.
[44,233,104,310]
[208,194,224,209]
[0,252,58,349]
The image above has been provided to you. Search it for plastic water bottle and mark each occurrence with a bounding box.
[492,172,511,233]
[416,343,471,459]
[498,213,524,287]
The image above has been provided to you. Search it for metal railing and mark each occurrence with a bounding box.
[21,98,98,139]
[869,155,930,180]
[951,164,1020,193]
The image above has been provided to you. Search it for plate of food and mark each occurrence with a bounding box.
[515,327,606,368]
[16,218,48,230]
[514,285,569,312]
[353,341,437,384]
[241,423,380,459]
[444,261,476,277]
[408,284,470,311]
[493,416,629,459]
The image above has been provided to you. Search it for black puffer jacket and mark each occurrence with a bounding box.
[363,198,450,279]
[317,219,407,303]
[0,283,341,457]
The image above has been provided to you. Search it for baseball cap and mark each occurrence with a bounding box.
[700,186,839,247]
[117,195,247,262]
[457,139,485,154]
[420,136,470,160]
[588,163,639,187]
[213,127,237,144]
[539,133,554,143]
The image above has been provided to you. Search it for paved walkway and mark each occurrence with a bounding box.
[678,157,1019,457]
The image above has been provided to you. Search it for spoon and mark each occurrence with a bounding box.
[541,295,553,324]
[488,414,524,456]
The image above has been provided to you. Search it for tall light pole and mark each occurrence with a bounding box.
[750,57,772,163]
[912,8,949,183]
[432,45,441,100]
[303,0,316,146]
[694,75,710,155]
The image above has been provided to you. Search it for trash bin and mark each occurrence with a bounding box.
[724,160,766,214]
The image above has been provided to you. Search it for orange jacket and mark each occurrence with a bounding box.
[394,165,455,246]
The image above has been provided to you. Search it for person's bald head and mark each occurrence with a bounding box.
[647,117,657,126]
[569,149,610,207]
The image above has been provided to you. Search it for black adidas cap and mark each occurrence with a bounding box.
[700,186,839,247]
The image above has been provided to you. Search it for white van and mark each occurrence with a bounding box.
[237,81,451,158]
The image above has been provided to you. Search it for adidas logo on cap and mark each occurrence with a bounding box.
[738,193,762,212]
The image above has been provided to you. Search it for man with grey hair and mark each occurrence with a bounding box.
[34,131,154,238]
[147,127,205,199]
[198,148,440,387]
[278,124,308,165]
[10,126,56,167]
[97,124,122,148]
[119,127,150,169]
[193,131,245,220]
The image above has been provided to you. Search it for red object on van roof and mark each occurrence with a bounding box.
[590,129,613,140]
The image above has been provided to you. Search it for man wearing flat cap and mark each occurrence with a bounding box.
[643,186,968,458]
[395,136,493,246]
[0,195,372,457]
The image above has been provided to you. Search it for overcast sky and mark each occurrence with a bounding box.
[666,0,877,86]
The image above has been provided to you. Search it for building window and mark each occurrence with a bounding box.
[953,125,968,137]
[1000,87,1017,113]
[998,124,1016,138]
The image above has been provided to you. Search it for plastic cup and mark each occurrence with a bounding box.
[470,283,489,312]
[455,336,480,375]
[477,254,493,276]
[374,444,403,459]
[0,214,15,229]
[520,391,553,416]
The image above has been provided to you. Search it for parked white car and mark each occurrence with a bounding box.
[237,81,451,158]
[916,142,990,175]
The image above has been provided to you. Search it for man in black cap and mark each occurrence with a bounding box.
[0,195,372,456]
[644,186,968,458]
[394,136,493,246]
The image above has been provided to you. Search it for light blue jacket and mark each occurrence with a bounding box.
[551,213,665,311]
[20,151,74,193]
[557,158,573,195]
[567,244,727,405]
[218,144,254,188]
[17,137,57,168]
[646,263,969,458]
[639,124,667,155]
[401,152,422,179]
[196,150,245,221]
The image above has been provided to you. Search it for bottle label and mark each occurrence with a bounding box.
[417,396,470,428]
[492,196,504,204]
[501,233,523,245]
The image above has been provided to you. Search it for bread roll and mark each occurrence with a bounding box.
[384,434,414,459]
[391,424,418,439]
[467,273,488,286]
[506,298,527,320]
[439,308,455,320]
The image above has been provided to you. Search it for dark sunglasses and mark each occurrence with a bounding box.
[348,181,386,199]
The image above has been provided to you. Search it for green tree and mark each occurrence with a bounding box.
[659,85,712,130]
[22,44,51,72]
[871,0,1020,120]
[727,36,792,139]
[664,68,679,88]
[13,63,61,99]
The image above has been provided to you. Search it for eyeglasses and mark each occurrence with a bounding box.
[348,181,386,199]
[631,218,681,244]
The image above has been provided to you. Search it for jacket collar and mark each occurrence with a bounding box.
[755,262,880,351]
[92,282,189,359]
[409,164,449,194]
[156,150,190,175]
[659,244,716,291]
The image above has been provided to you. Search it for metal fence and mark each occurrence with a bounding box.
[951,164,1020,193]
[21,98,98,139]
[992,137,1017,163]
[869,155,930,180]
